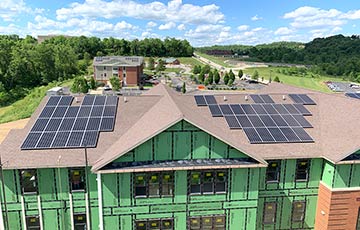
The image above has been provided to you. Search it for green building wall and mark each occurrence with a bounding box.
[0,120,359,229]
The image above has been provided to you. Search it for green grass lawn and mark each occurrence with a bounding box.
[243,67,345,93]
[0,79,74,124]
[177,57,204,67]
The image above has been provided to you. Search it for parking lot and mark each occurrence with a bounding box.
[326,81,360,92]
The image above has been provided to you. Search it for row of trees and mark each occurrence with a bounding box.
[192,65,244,86]
[197,35,360,81]
[0,35,194,106]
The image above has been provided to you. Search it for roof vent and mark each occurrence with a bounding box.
[75,97,80,103]
[245,95,248,101]
[124,97,128,103]
[282,95,286,100]
[223,96,227,101]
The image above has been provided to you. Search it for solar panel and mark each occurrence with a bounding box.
[280,127,300,142]
[345,93,360,99]
[289,94,316,105]
[21,95,118,150]
[243,128,262,143]
[250,94,274,104]
[282,115,300,127]
[251,104,267,114]
[255,128,274,142]
[292,127,313,142]
[248,115,265,127]
[292,115,313,128]
[262,104,278,114]
[194,95,207,106]
[230,104,244,115]
[208,105,222,117]
[241,104,256,114]
[219,104,233,115]
[204,95,217,105]
[283,104,300,115]
[268,127,287,142]
[273,104,289,114]
[270,115,288,127]
[259,115,276,127]
[224,116,241,129]
[293,104,311,116]
[237,115,252,128]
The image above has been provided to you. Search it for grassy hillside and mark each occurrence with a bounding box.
[0,79,74,124]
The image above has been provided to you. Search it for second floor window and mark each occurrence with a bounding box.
[70,168,85,192]
[189,171,227,195]
[266,160,281,183]
[295,159,310,181]
[20,169,37,194]
[134,172,174,198]
[189,215,226,230]
[292,201,306,222]
[135,218,173,230]
[73,213,86,230]
[263,202,277,224]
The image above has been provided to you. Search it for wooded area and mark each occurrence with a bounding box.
[197,35,360,81]
[0,35,194,106]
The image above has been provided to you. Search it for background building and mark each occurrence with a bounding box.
[0,83,360,229]
[93,56,144,87]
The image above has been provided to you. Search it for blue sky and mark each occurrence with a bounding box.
[1,0,360,46]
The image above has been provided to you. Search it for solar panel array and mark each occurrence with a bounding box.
[194,95,217,106]
[250,94,274,103]
[195,94,314,144]
[21,95,118,150]
[345,93,360,99]
[289,94,316,105]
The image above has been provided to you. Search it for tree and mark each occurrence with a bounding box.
[207,71,214,85]
[110,76,121,91]
[214,70,220,84]
[192,65,201,74]
[89,77,96,90]
[228,79,234,86]
[202,65,211,74]
[156,59,166,72]
[71,77,89,93]
[274,76,280,82]
[229,69,235,82]
[252,70,259,80]
[238,69,243,79]
[224,72,230,85]
[198,71,205,83]
[148,57,155,70]
[182,82,186,94]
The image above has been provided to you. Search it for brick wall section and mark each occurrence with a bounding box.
[315,182,360,230]
[119,66,143,86]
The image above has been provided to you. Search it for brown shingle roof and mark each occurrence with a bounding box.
[1,82,360,170]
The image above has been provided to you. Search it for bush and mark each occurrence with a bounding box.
[89,77,96,90]
[71,77,89,93]
[110,76,121,91]
[96,81,105,87]
[274,76,280,82]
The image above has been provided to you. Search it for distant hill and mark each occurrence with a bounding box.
[196,34,360,81]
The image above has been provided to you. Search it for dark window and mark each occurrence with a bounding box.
[103,66,106,70]
[189,171,227,195]
[26,215,40,230]
[69,168,85,191]
[263,202,277,224]
[266,160,281,183]
[189,215,226,230]
[20,170,37,194]
[295,159,310,181]
[135,218,173,230]
[74,213,86,230]
[292,201,306,222]
[134,172,174,198]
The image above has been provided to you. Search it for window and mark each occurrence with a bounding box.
[103,66,106,70]
[292,201,306,222]
[189,171,227,195]
[134,172,174,198]
[263,202,277,224]
[113,67,118,71]
[266,160,281,183]
[189,215,226,230]
[69,168,85,191]
[26,215,40,230]
[20,169,37,194]
[123,66,126,71]
[73,213,86,230]
[135,218,173,230]
[295,159,310,181]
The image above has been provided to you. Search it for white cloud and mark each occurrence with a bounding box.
[158,22,176,30]
[146,21,157,28]
[251,15,262,21]
[177,24,186,31]
[274,27,293,35]
[56,0,224,25]
[237,25,249,31]
[0,0,44,21]
[340,10,360,20]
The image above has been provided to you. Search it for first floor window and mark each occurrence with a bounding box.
[74,213,86,230]
[295,159,310,181]
[20,169,37,194]
[135,218,173,230]
[189,215,226,230]
[69,168,85,192]
[134,172,174,198]
[266,160,281,183]
[26,215,40,230]
[189,171,227,195]
[292,201,306,222]
[263,202,277,224]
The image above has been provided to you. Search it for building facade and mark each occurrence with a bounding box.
[0,83,360,230]
[93,56,144,87]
